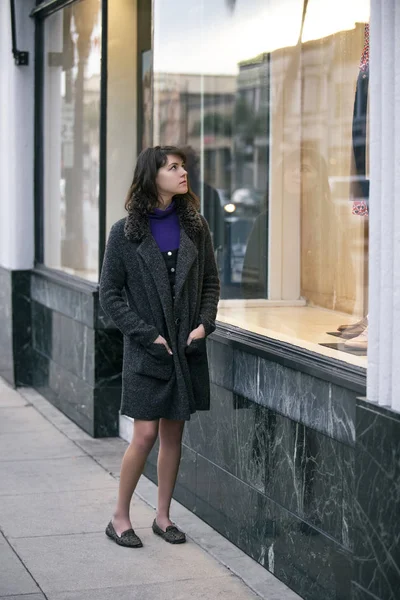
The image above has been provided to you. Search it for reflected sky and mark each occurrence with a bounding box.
[154,0,370,75]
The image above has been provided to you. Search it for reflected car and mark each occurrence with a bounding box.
[217,187,264,216]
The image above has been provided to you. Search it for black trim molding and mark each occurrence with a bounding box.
[213,321,366,394]
[34,14,44,263]
[30,0,78,18]
[98,0,107,271]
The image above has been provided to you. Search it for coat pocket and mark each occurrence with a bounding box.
[185,337,207,360]
[135,343,174,381]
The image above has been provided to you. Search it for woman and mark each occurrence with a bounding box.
[99,146,220,548]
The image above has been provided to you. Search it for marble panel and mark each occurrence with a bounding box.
[143,437,160,486]
[0,267,14,385]
[32,350,120,438]
[233,395,346,543]
[31,351,95,435]
[233,395,267,493]
[194,496,242,554]
[144,440,196,511]
[31,273,94,327]
[233,349,258,400]
[273,518,352,600]
[294,426,344,542]
[195,456,255,545]
[143,459,158,486]
[93,385,121,437]
[95,328,123,385]
[174,444,197,512]
[148,436,160,467]
[353,400,400,600]
[184,384,237,477]
[341,443,355,551]
[195,456,352,600]
[184,384,350,545]
[32,301,95,385]
[12,270,32,386]
[256,353,355,445]
[93,291,115,329]
[32,300,52,356]
[257,358,288,412]
[299,373,356,447]
[351,582,381,599]
[207,339,234,390]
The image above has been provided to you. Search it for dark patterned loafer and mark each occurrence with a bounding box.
[105,521,143,548]
[152,519,186,544]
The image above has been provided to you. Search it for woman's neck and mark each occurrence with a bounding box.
[157,194,173,210]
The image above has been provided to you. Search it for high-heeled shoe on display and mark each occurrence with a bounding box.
[343,326,368,350]
[337,316,368,339]
[337,316,368,333]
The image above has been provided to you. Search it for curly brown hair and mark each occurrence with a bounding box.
[124,146,200,214]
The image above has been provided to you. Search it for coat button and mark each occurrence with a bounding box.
[167,251,172,256]
[175,317,181,326]
[171,267,175,272]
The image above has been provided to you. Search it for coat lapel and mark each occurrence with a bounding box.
[137,235,174,322]
[175,228,198,302]
[125,199,203,318]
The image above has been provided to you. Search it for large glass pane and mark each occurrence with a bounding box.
[43,0,101,281]
[153,0,370,367]
[106,0,152,236]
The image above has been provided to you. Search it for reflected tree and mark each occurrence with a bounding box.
[62,0,100,271]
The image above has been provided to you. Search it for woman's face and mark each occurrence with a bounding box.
[284,155,319,195]
[156,154,188,198]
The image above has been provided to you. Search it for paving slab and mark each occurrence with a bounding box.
[50,422,93,442]
[0,406,55,434]
[135,478,302,600]
[224,555,301,600]
[74,438,129,456]
[46,574,260,599]
[0,430,86,462]
[0,534,41,597]
[0,490,153,538]
[0,596,45,600]
[10,530,233,594]
[92,453,124,477]
[0,388,28,408]
[0,456,116,496]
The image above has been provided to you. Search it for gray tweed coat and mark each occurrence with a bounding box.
[99,198,220,421]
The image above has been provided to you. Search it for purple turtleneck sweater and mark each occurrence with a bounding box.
[148,201,180,252]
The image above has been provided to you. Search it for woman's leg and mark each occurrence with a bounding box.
[112,419,159,535]
[156,418,185,530]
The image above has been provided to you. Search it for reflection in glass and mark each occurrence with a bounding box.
[152,0,370,364]
[44,0,101,281]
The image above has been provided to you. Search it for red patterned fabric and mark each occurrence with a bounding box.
[359,24,369,73]
[352,200,369,216]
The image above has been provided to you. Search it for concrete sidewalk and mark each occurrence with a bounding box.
[0,377,301,600]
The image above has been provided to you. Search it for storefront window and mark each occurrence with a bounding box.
[153,0,370,367]
[43,0,101,281]
[106,0,152,236]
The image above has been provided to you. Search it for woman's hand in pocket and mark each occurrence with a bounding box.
[154,335,173,355]
[186,324,206,346]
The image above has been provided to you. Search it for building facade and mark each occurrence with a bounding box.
[0,1,399,598]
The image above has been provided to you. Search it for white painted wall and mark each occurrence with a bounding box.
[368,0,400,412]
[0,0,35,270]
